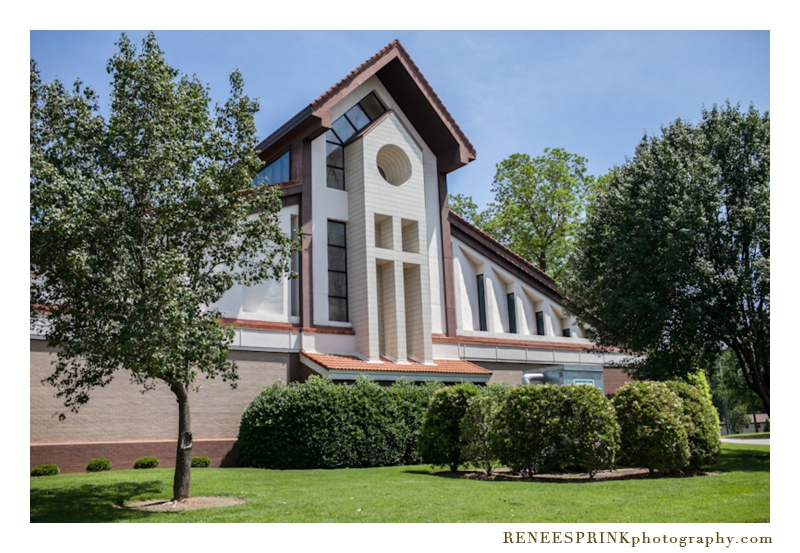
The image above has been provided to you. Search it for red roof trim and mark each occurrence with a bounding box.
[301,351,491,375]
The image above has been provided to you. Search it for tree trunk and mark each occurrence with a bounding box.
[171,383,193,501]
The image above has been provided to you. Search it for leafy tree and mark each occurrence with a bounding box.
[449,149,594,280]
[30,33,300,500]
[566,103,769,413]
[705,349,766,433]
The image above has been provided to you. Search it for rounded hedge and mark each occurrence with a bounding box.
[460,394,501,474]
[31,464,59,477]
[133,456,160,469]
[191,456,211,468]
[559,385,620,479]
[419,382,481,471]
[493,384,564,475]
[86,458,112,472]
[238,376,442,469]
[665,380,721,470]
[612,381,690,474]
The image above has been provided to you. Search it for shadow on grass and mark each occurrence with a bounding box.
[403,444,770,482]
[712,445,770,473]
[31,480,165,523]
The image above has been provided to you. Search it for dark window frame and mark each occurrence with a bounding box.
[327,220,348,322]
[477,274,487,332]
[507,293,517,334]
[535,311,545,336]
[562,328,571,338]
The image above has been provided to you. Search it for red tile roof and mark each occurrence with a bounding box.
[301,351,490,375]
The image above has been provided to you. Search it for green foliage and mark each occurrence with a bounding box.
[86,458,112,472]
[612,382,690,473]
[567,103,769,412]
[493,385,564,475]
[31,464,60,477]
[450,149,595,279]
[133,456,160,469]
[238,376,442,469]
[558,385,620,479]
[419,382,481,471]
[494,384,619,477]
[665,381,721,470]
[460,394,501,474]
[191,456,211,468]
[30,32,301,499]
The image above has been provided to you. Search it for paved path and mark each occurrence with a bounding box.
[721,437,770,446]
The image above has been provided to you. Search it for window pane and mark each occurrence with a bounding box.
[328,245,347,272]
[331,116,357,143]
[327,167,345,190]
[327,221,346,246]
[359,93,386,121]
[329,272,347,297]
[277,151,289,182]
[326,129,342,145]
[329,297,348,322]
[536,311,545,336]
[344,104,370,131]
[326,142,344,168]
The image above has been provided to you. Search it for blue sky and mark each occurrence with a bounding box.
[30,30,769,209]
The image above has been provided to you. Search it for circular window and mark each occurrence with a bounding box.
[376,144,412,186]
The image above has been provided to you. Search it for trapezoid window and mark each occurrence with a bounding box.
[326,92,387,190]
[254,150,290,186]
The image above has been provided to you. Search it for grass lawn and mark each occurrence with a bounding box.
[30,442,768,523]
[724,432,770,439]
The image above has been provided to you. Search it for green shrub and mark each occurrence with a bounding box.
[86,458,112,472]
[666,380,721,470]
[612,382,690,474]
[31,464,59,477]
[559,385,620,479]
[460,394,501,474]
[419,382,481,471]
[493,385,565,476]
[238,376,441,469]
[133,456,160,469]
[191,456,211,468]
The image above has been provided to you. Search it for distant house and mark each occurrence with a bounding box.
[721,413,770,435]
[30,41,632,472]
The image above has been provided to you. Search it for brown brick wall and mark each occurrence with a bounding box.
[31,340,289,445]
[30,439,238,473]
[603,367,633,395]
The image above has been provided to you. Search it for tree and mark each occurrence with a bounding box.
[566,103,769,414]
[449,148,594,280]
[30,33,301,500]
[705,349,766,433]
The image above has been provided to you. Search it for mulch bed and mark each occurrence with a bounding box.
[434,467,714,482]
[118,496,246,512]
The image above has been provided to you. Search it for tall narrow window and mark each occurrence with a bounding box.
[327,221,348,322]
[326,131,345,190]
[254,150,290,186]
[476,274,487,332]
[562,328,571,338]
[507,293,517,334]
[535,311,545,336]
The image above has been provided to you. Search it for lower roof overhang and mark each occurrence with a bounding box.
[300,351,492,383]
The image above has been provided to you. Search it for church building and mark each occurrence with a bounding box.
[30,41,630,472]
